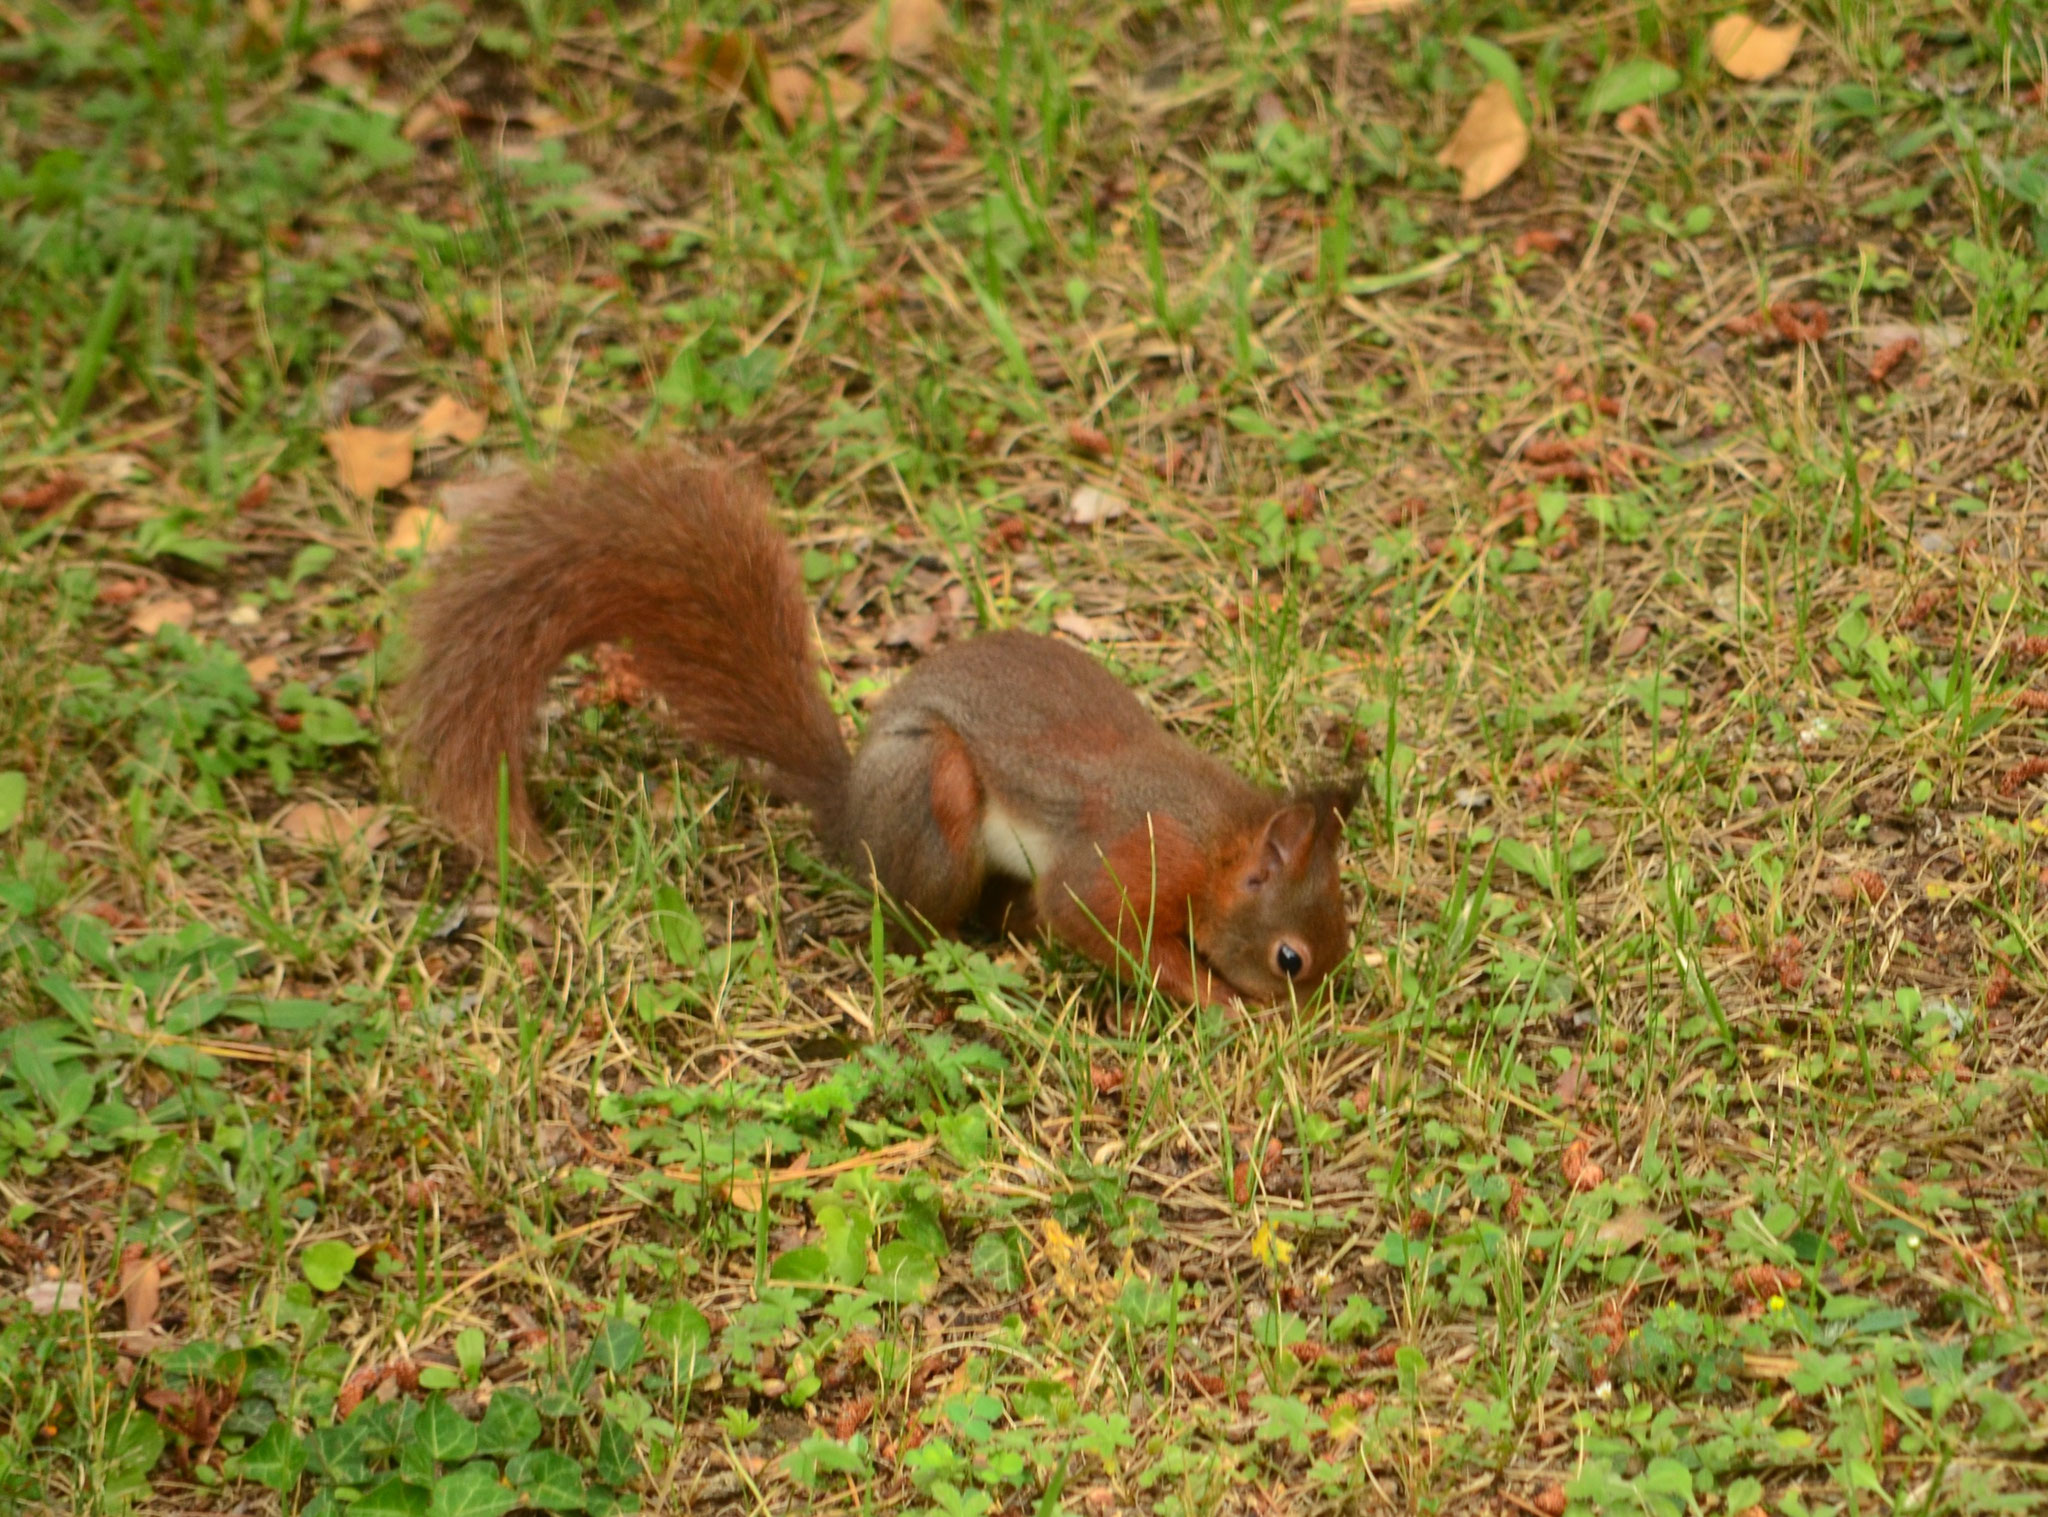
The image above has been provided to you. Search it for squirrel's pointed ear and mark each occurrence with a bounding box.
[1246,802,1318,888]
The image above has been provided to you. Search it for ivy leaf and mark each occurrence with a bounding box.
[595,1416,637,1488]
[416,1396,480,1465]
[474,1390,541,1457]
[506,1449,589,1512]
[353,1477,432,1517]
[428,1460,518,1517]
[305,1414,374,1483]
[587,1317,643,1374]
[225,1417,306,1492]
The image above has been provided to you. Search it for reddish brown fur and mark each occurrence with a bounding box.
[1048,815,1216,1001]
[396,450,1358,1006]
[927,727,982,860]
[396,451,848,854]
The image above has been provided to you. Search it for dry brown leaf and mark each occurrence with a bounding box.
[880,612,943,653]
[130,597,196,637]
[1593,1208,1661,1251]
[1960,1242,2015,1316]
[1067,421,1114,459]
[416,394,487,446]
[1739,1351,1802,1380]
[1,473,85,515]
[116,1244,162,1357]
[304,47,372,95]
[670,25,771,99]
[25,1278,88,1315]
[1053,610,1131,643]
[324,425,415,499]
[243,654,283,686]
[1346,0,1421,11]
[1435,81,1528,202]
[1708,14,1802,81]
[834,0,947,60]
[767,65,863,129]
[1054,611,1103,643]
[1612,622,1652,659]
[385,505,458,558]
[78,452,148,493]
[274,801,390,854]
[1068,485,1128,527]
[1614,102,1660,138]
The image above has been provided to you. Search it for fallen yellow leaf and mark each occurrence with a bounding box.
[1708,14,1802,81]
[130,596,196,637]
[384,505,459,558]
[1436,80,1529,202]
[767,64,863,130]
[274,800,389,854]
[416,394,487,446]
[324,425,415,499]
[834,0,947,60]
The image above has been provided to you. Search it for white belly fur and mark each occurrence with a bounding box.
[981,803,1055,881]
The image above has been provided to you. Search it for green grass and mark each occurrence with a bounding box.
[5,0,2048,1513]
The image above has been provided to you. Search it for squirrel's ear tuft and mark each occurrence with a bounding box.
[1290,776,1362,839]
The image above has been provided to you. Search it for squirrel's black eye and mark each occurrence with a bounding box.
[1275,943,1305,978]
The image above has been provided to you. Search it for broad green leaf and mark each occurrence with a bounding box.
[595,1416,636,1487]
[428,1460,518,1517]
[784,1433,871,1491]
[306,1414,374,1483]
[474,1391,541,1458]
[105,1409,166,1485]
[506,1449,587,1512]
[226,1417,306,1491]
[646,1302,712,1372]
[455,1328,487,1381]
[239,998,342,1033]
[819,1205,871,1287]
[0,772,25,833]
[650,884,704,968]
[870,1240,938,1304]
[587,1317,643,1373]
[769,1245,829,1285]
[1461,37,1529,119]
[1582,59,1680,116]
[354,1477,432,1517]
[300,1240,358,1293]
[416,1395,480,1464]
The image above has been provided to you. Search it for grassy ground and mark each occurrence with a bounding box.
[5,0,2048,1512]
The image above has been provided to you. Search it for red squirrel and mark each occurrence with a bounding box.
[397,449,1357,1006]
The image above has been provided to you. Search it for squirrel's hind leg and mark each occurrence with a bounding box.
[840,718,988,938]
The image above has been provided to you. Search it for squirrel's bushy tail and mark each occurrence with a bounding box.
[396,449,851,854]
